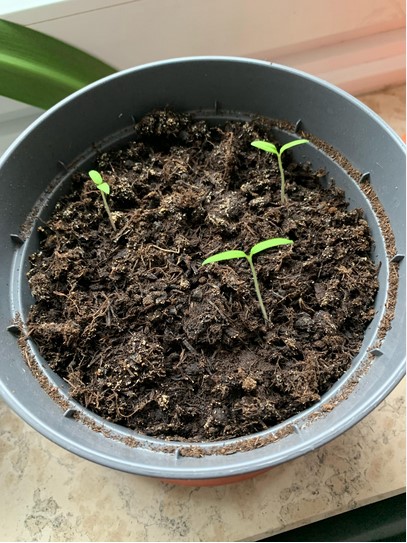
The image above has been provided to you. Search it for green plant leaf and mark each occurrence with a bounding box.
[250,238,293,257]
[251,140,278,155]
[202,250,247,265]
[280,139,309,155]
[0,19,116,109]
[98,182,110,195]
[89,170,103,185]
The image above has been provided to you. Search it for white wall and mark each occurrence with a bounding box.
[0,0,405,152]
[2,0,405,96]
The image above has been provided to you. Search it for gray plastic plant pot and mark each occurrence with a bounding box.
[0,57,405,484]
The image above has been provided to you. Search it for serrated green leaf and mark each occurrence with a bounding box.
[0,19,116,109]
[280,139,309,155]
[98,182,110,195]
[250,238,293,257]
[88,170,103,185]
[202,250,247,266]
[251,140,278,155]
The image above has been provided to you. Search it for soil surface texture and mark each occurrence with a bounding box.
[26,110,379,441]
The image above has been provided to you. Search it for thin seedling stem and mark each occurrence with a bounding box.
[247,255,268,322]
[101,192,116,231]
[277,154,286,204]
[88,169,116,231]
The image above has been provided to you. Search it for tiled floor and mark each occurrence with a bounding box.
[0,84,405,542]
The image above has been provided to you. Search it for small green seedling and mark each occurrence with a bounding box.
[251,139,309,204]
[88,169,116,230]
[202,238,293,322]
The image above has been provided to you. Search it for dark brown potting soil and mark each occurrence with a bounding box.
[26,109,379,441]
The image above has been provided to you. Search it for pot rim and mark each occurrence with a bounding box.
[0,56,405,480]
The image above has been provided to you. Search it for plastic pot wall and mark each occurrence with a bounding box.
[0,57,405,484]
